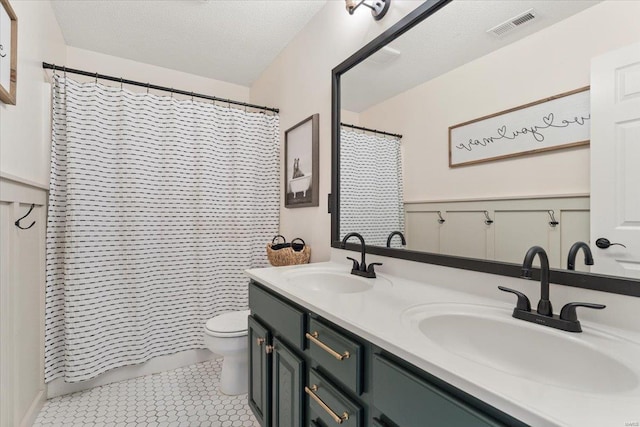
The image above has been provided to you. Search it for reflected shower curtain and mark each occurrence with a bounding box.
[340,128,404,247]
[45,76,279,382]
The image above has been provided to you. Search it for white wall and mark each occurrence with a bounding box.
[0,2,65,425]
[65,46,250,103]
[0,0,66,187]
[359,1,640,202]
[250,1,425,262]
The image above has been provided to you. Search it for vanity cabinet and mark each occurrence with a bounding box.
[248,281,526,427]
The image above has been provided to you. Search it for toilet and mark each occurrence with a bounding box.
[203,309,251,395]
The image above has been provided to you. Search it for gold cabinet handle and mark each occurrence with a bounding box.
[305,385,349,424]
[256,337,265,346]
[306,332,350,361]
[265,344,273,354]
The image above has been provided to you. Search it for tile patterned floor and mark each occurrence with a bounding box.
[33,359,260,427]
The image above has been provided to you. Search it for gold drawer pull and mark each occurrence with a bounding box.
[305,385,349,424]
[256,337,265,346]
[306,332,350,361]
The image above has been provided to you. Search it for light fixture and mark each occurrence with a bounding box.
[345,0,390,21]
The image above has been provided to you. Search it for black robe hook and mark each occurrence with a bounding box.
[15,204,36,230]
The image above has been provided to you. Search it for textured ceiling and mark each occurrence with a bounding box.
[51,0,328,86]
[342,0,601,112]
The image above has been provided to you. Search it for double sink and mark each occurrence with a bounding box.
[280,266,640,397]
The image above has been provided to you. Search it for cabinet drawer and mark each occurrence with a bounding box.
[372,355,507,427]
[307,370,362,427]
[307,318,363,394]
[249,281,305,350]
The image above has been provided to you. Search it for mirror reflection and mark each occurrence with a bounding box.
[339,0,640,278]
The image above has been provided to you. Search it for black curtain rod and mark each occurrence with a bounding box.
[340,122,402,139]
[42,62,279,114]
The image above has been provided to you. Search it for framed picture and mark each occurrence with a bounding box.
[449,86,590,167]
[0,0,17,105]
[285,114,319,208]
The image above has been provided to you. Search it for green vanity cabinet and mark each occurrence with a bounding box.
[248,280,526,427]
[273,337,305,426]
[372,355,513,427]
[248,314,306,427]
[248,315,272,426]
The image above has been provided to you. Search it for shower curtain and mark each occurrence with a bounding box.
[45,76,279,383]
[340,128,404,247]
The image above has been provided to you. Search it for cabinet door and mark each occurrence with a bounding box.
[249,315,272,426]
[373,355,508,427]
[272,337,305,427]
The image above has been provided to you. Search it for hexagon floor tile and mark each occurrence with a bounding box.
[33,359,260,426]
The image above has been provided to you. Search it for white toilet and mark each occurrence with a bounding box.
[203,309,251,395]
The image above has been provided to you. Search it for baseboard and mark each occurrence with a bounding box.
[47,349,219,398]
[19,388,46,427]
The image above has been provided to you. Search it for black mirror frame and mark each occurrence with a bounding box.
[330,0,640,298]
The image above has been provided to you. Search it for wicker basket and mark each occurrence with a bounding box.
[266,237,310,266]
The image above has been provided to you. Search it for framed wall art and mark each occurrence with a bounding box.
[0,0,17,105]
[449,86,590,167]
[285,113,319,208]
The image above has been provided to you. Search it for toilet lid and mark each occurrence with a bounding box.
[205,310,251,338]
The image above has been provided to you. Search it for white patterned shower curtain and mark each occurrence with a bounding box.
[45,76,279,383]
[340,128,404,247]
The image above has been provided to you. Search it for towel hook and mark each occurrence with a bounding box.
[548,210,559,227]
[437,211,445,224]
[484,211,494,225]
[15,204,36,230]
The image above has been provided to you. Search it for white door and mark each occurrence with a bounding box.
[591,41,640,278]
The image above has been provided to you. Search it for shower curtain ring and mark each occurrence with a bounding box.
[120,77,123,90]
[95,72,98,84]
[52,64,57,77]
[191,92,194,102]
[146,83,150,94]
[63,66,66,78]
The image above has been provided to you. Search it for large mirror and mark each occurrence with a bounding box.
[332,0,640,296]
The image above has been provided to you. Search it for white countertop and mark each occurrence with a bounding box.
[246,260,640,427]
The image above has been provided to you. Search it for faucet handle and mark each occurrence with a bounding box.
[346,257,360,271]
[367,262,383,274]
[559,302,606,322]
[498,286,531,312]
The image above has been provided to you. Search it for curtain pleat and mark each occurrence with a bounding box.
[45,76,279,383]
[340,129,404,247]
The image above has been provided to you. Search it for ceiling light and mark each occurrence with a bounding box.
[345,0,390,21]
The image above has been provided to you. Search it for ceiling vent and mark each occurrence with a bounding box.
[487,9,537,37]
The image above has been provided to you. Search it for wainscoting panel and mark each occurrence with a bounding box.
[405,195,589,269]
[0,175,48,427]
[405,211,441,253]
[440,211,489,259]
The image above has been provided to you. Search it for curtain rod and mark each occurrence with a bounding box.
[340,122,402,139]
[42,62,279,114]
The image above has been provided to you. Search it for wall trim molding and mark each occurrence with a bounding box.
[0,171,49,191]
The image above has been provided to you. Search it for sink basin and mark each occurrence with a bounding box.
[282,268,391,294]
[402,304,639,394]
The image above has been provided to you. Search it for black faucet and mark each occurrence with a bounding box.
[386,231,406,248]
[341,232,382,279]
[499,245,606,332]
[567,241,594,270]
[521,246,553,316]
